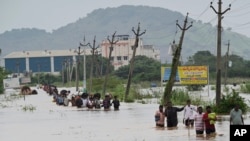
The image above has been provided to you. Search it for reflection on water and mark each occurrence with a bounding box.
[0,87,249,141]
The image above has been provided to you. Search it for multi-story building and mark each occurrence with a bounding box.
[101,35,160,70]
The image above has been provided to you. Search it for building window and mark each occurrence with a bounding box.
[111,57,114,61]
[117,56,121,61]
[123,56,128,60]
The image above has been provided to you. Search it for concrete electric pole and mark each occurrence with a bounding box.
[79,37,90,92]
[224,40,230,86]
[210,0,231,105]
[163,13,192,105]
[125,23,146,100]
[102,32,118,96]
[89,36,99,93]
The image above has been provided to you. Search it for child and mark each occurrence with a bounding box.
[112,96,120,110]
[102,94,111,110]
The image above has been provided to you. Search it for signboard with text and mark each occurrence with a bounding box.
[161,66,208,85]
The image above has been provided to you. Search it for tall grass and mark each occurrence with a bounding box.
[240,83,250,94]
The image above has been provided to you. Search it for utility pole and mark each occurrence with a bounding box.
[16,61,20,76]
[102,32,119,96]
[75,46,84,91]
[66,57,70,85]
[89,36,99,93]
[125,23,146,100]
[94,50,102,77]
[163,13,192,105]
[62,59,66,85]
[80,37,90,92]
[224,40,230,86]
[37,63,40,85]
[210,0,231,105]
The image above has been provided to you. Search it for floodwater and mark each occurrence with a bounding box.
[0,86,250,141]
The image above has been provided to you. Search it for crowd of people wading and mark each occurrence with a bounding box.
[42,84,120,111]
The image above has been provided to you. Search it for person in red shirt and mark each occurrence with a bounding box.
[203,106,217,137]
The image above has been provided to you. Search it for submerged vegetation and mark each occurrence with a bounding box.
[213,90,249,114]
[0,93,36,112]
[22,104,36,112]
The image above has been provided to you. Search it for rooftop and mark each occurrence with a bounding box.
[3,49,93,58]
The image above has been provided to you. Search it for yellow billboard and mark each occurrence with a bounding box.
[178,66,208,85]
[161,66,208,85]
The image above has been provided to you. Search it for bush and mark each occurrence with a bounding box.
[186,85,204,91]
[171,88,190,105]
[212,89,249,114]
[240,83,250,93]
[124,94,135,103]
[169,88,207,106]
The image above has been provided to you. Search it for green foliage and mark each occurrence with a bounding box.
[170,88,189,105]
[89,76,125,93]
[212,90,249,114]
[187,51,250,81]
[210,85,216,90]
[227,55,248,77]
[77,55,111,80]
[114,55,161,82]
[0,94,23,108]
[124,94,135,103]
[0,67,9,94]
[22,104,36,112]
[223,86,230,93]
[165,88,205,106]
[240,83,250,93]
[186,85,204,91]
[112,84,126,101]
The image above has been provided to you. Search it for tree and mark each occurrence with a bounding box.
[187,50,250,80]
[114,55,161,82]
[0,67,8,94]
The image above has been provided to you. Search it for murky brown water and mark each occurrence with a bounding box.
[0,87,250,141]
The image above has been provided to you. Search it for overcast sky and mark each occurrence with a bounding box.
[1,0,250,37]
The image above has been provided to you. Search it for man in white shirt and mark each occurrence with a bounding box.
[183,99,197,127]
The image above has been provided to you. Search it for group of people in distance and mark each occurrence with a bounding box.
[155,99,244,138]
[42,84,120,111]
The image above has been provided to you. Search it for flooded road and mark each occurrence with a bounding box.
[0,87,250,141]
